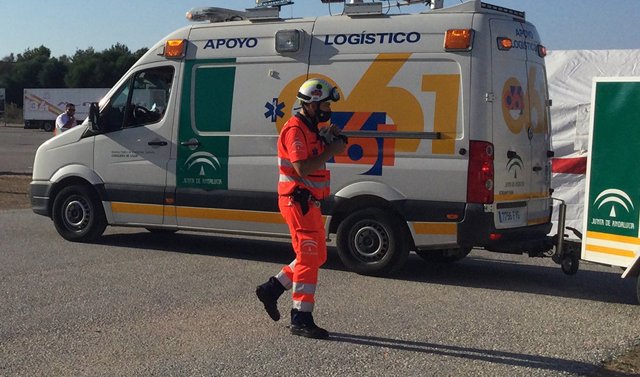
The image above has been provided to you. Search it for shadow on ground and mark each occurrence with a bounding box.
[95,230,638,306]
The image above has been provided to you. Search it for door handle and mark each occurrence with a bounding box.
[507,150,517,159]
[148,141,168,146]
[180,139,201,147]
[533,166,543,172]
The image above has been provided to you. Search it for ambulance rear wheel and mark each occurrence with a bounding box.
[336,208,409,276]
[415,247,471,263]
[43,122,54,132]
[52,184,107,242]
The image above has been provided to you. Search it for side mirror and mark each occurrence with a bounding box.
[88,102,104,132]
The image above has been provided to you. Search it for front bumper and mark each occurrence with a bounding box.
[30,181,52,217]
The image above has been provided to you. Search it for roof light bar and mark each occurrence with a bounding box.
[344,1,383,16]
[186,7,247,22]
[481,2,525,19]
[255,0,294,8]
[245,7,281,20]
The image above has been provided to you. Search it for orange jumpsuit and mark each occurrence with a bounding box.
[275,114,330,313]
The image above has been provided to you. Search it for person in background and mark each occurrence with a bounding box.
[55,103,76,135]
[256,78,347,340]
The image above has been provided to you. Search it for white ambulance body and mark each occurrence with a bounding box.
[30,0,554,275]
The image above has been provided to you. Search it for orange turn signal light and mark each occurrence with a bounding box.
[444,29,474,51]
[497,37,512,50]
[164,39,186,58]
[537,44,547,58]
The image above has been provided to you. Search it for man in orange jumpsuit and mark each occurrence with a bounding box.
[256,78,347,339]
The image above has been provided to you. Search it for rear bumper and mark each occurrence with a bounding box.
[458,203,553,254]
[30,181,52,217]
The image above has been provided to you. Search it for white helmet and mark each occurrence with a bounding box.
[296,78,340,104]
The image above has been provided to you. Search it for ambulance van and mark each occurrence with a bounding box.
[30,0,555,275]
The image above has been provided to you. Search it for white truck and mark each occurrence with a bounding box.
[30,0,574,276]
[23,88,109,132]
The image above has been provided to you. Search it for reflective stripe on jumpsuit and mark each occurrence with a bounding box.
[275,195,327,312]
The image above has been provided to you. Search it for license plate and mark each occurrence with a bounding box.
[498,208,524,224]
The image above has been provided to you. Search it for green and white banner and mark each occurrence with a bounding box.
[583,78,640,267]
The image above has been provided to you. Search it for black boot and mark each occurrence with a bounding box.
[290,309,329,339]
[256,277,286,321]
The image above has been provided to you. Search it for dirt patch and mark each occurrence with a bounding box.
[597,344,640,376]
[0,173,638,375]
[0,174,31,209]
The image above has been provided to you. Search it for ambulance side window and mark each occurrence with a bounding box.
[102,81,130,132]
[101,66,174,132]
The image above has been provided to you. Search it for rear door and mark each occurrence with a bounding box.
[490,18,551,229]
[522,23,552,227]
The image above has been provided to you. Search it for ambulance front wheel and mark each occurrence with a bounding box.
[52,184,107,242]
[336,208,409,276]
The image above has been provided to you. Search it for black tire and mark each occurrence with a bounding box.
[560,252,579,275]
[52,185,107,242]
[415,247,471,263]
[42,122,54,132]
[336,208,409,276]
[560,242,580,275]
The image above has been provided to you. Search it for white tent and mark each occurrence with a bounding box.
[547,49,640,234]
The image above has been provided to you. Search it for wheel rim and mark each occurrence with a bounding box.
[351,220,389,262]
[62,195,91,232]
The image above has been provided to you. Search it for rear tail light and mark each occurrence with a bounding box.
[467,141,494,204]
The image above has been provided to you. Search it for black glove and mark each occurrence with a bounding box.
[318,127,348,145]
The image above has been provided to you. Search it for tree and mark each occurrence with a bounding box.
[65,48,100,88]
[38,58,67,87]
[1,46,55,107]
[16,46,51,63]
[0,44,148,107]
[65,44,148,88]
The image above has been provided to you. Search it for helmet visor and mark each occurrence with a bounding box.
[328,87,340,102]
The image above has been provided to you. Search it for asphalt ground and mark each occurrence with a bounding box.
[1,122,639,376]
[0,123,51,174]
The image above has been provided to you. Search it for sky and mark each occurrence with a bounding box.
[1,0,639,59]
